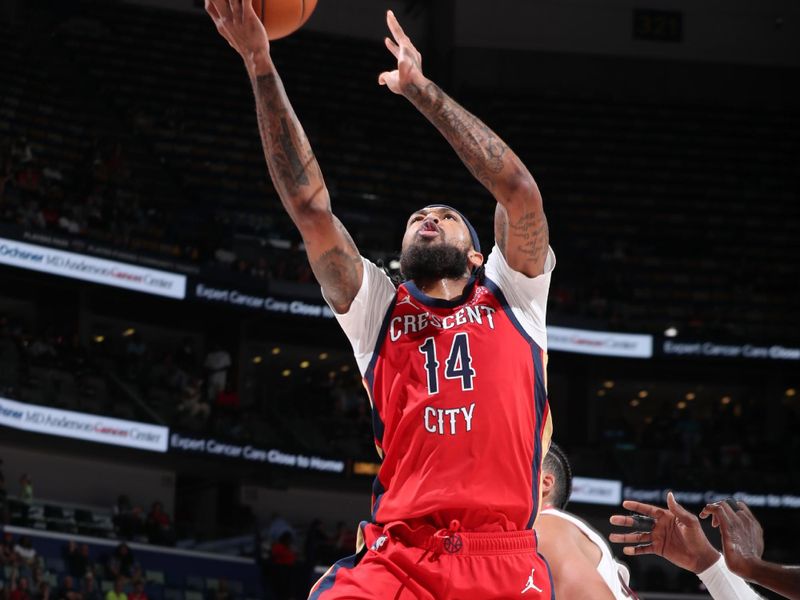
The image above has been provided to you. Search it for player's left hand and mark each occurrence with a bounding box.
[700,500,765,580]
[609,492,720,574]
[379,10,426,96]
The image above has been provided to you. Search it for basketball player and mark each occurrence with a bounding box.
[536,444,638,599]
[206,3,554,598]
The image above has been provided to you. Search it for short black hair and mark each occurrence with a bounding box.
[542,442,573,509]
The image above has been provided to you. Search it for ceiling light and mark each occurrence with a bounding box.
[603,380,615,389]
[685,392,696,401]
[677,401,687,409]
[93,335,105,343]
[664,327,678,338]
[630,399,640,407]
[596,389,606,397]
[271,347,281,355]
[281,369,291,377]
[300,360,310,369]
[122,328,135,337]
[721,396,732,405]
[252,356,262,364]
[786,388,797,398]
[318,352,329,360]
[638,390,648,399]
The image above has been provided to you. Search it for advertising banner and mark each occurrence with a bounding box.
[623,486,800,509]
[0,237,186,299]
[570,476,623,506]
[169,432,346,474]
[660,339,800,361]
[547,326,653,359]
[191,281,334,319]
[0,396,168,452]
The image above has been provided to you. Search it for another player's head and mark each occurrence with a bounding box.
[541,443,573,510]
[400,205,483,282]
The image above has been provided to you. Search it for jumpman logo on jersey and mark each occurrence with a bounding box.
[521,568,543,594]
[396,295,420,309]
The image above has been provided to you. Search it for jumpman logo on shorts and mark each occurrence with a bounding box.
[521,568,543,594]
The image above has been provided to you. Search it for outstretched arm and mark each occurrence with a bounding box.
[379,11,548,277]
[610,493,764,600]
[702,501,800,600]
[205,0,362,312]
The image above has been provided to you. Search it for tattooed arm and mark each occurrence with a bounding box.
[205,0,362,312]
[379,11,548,277]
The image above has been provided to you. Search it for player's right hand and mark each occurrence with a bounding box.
[609,492,720,574]
[700,500,765,579]
[205,0,271,72]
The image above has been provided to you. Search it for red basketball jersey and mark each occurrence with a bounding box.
[326,246,555,532]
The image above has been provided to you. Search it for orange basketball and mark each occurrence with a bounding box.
[252,0,318,40]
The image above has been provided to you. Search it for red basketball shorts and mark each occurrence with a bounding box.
[309,520,554,600]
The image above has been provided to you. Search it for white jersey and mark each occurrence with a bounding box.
[541,508,637,599]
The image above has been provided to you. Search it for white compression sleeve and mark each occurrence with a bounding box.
[698,556,763,600]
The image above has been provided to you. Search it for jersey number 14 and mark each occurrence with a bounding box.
[418,332,476,395]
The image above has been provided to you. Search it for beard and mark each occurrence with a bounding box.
[400,242,470,282]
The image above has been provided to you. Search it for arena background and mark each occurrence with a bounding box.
[0,0,798,598]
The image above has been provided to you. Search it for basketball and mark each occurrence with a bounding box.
[252,0,318,40]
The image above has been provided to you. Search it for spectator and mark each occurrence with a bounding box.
[126,581,146,600]
[303,519,328,571]
[265,513,294,544]
[176,379,210,421]
[107,544,134,580]
[0,474,8,524]
[104,579,126,600]
[333,521,356,552]
[270,532,296,567]
[9,571,31,600]
[1,531,16,564]
[174,338,197,374]
[214,381,240,413]
[81,575,101,600]
[63,541,87,579]
[209,580,230,600]
[35,582,50,600]
[204,344,231,401]
[55,576,81,600]
[112,497,142,539]
[13,537,36,568]
[145,502,172,545]
[269,532,297,600]
[19,475,33,503]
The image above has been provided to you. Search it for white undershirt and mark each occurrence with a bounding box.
[698,556,763,600]
[322,245,556,375]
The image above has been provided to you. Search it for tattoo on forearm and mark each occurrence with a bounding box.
[407,81,510,190]
[254,73,322,201]
[309,221,362,310]
[509,212,549,263]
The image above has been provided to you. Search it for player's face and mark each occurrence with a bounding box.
[401,207,471,253]
[399,207,475,281]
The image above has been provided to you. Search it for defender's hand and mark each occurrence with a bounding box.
[379,10,426,95]
[609,492,720,574]
[700,501,765,580]
[206,0,271,74]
